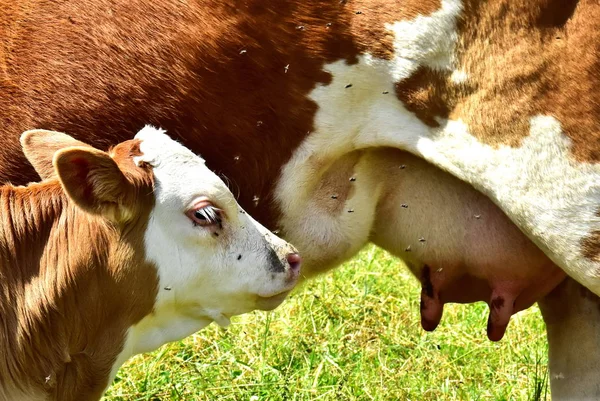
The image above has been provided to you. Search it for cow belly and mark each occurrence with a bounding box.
[276,147,565,339]
[276,145,566,339]
[275,150,383,276]
[368,149,566,340]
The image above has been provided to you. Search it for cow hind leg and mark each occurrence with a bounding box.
[539,277,600,400]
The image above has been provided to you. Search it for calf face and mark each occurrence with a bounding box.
[125,127,302,353]
[13,126,300,400]
[27,125,301,330]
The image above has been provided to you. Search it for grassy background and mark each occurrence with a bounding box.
[103,246,549,401]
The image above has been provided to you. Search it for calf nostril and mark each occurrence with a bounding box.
[286,253,302,271]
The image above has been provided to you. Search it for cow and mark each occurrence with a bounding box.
[0,127,301,401]
[1,0,598,398]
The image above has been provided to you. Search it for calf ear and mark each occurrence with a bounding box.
[20,129,93,180]
[53,146,133,221]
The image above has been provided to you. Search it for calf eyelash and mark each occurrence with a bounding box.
[187,203,223,227]
[195,206,221,224]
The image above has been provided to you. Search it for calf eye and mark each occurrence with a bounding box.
[187,202,223,227]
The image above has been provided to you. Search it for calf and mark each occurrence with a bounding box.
[0,127,300,401]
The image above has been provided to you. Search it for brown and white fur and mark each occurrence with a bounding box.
[0,127,300,401]
[1,0,598,398]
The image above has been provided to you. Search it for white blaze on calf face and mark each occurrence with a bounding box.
[122,126,299,357]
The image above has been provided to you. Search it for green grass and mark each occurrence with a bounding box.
[103,246,549,401]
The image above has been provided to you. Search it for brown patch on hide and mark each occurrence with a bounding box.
[345,0,442,60]
[0,0,443,230]
[581,230,600,263]
[394,0,600,161]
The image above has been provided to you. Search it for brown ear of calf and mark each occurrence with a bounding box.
[53,146,135,222]
[21,129,93,180]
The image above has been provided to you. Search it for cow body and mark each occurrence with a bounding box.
[0,128,300,400]
[2,0,597,285]
[1,0,598,397]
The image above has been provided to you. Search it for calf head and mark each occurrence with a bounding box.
[21,126,301,355]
